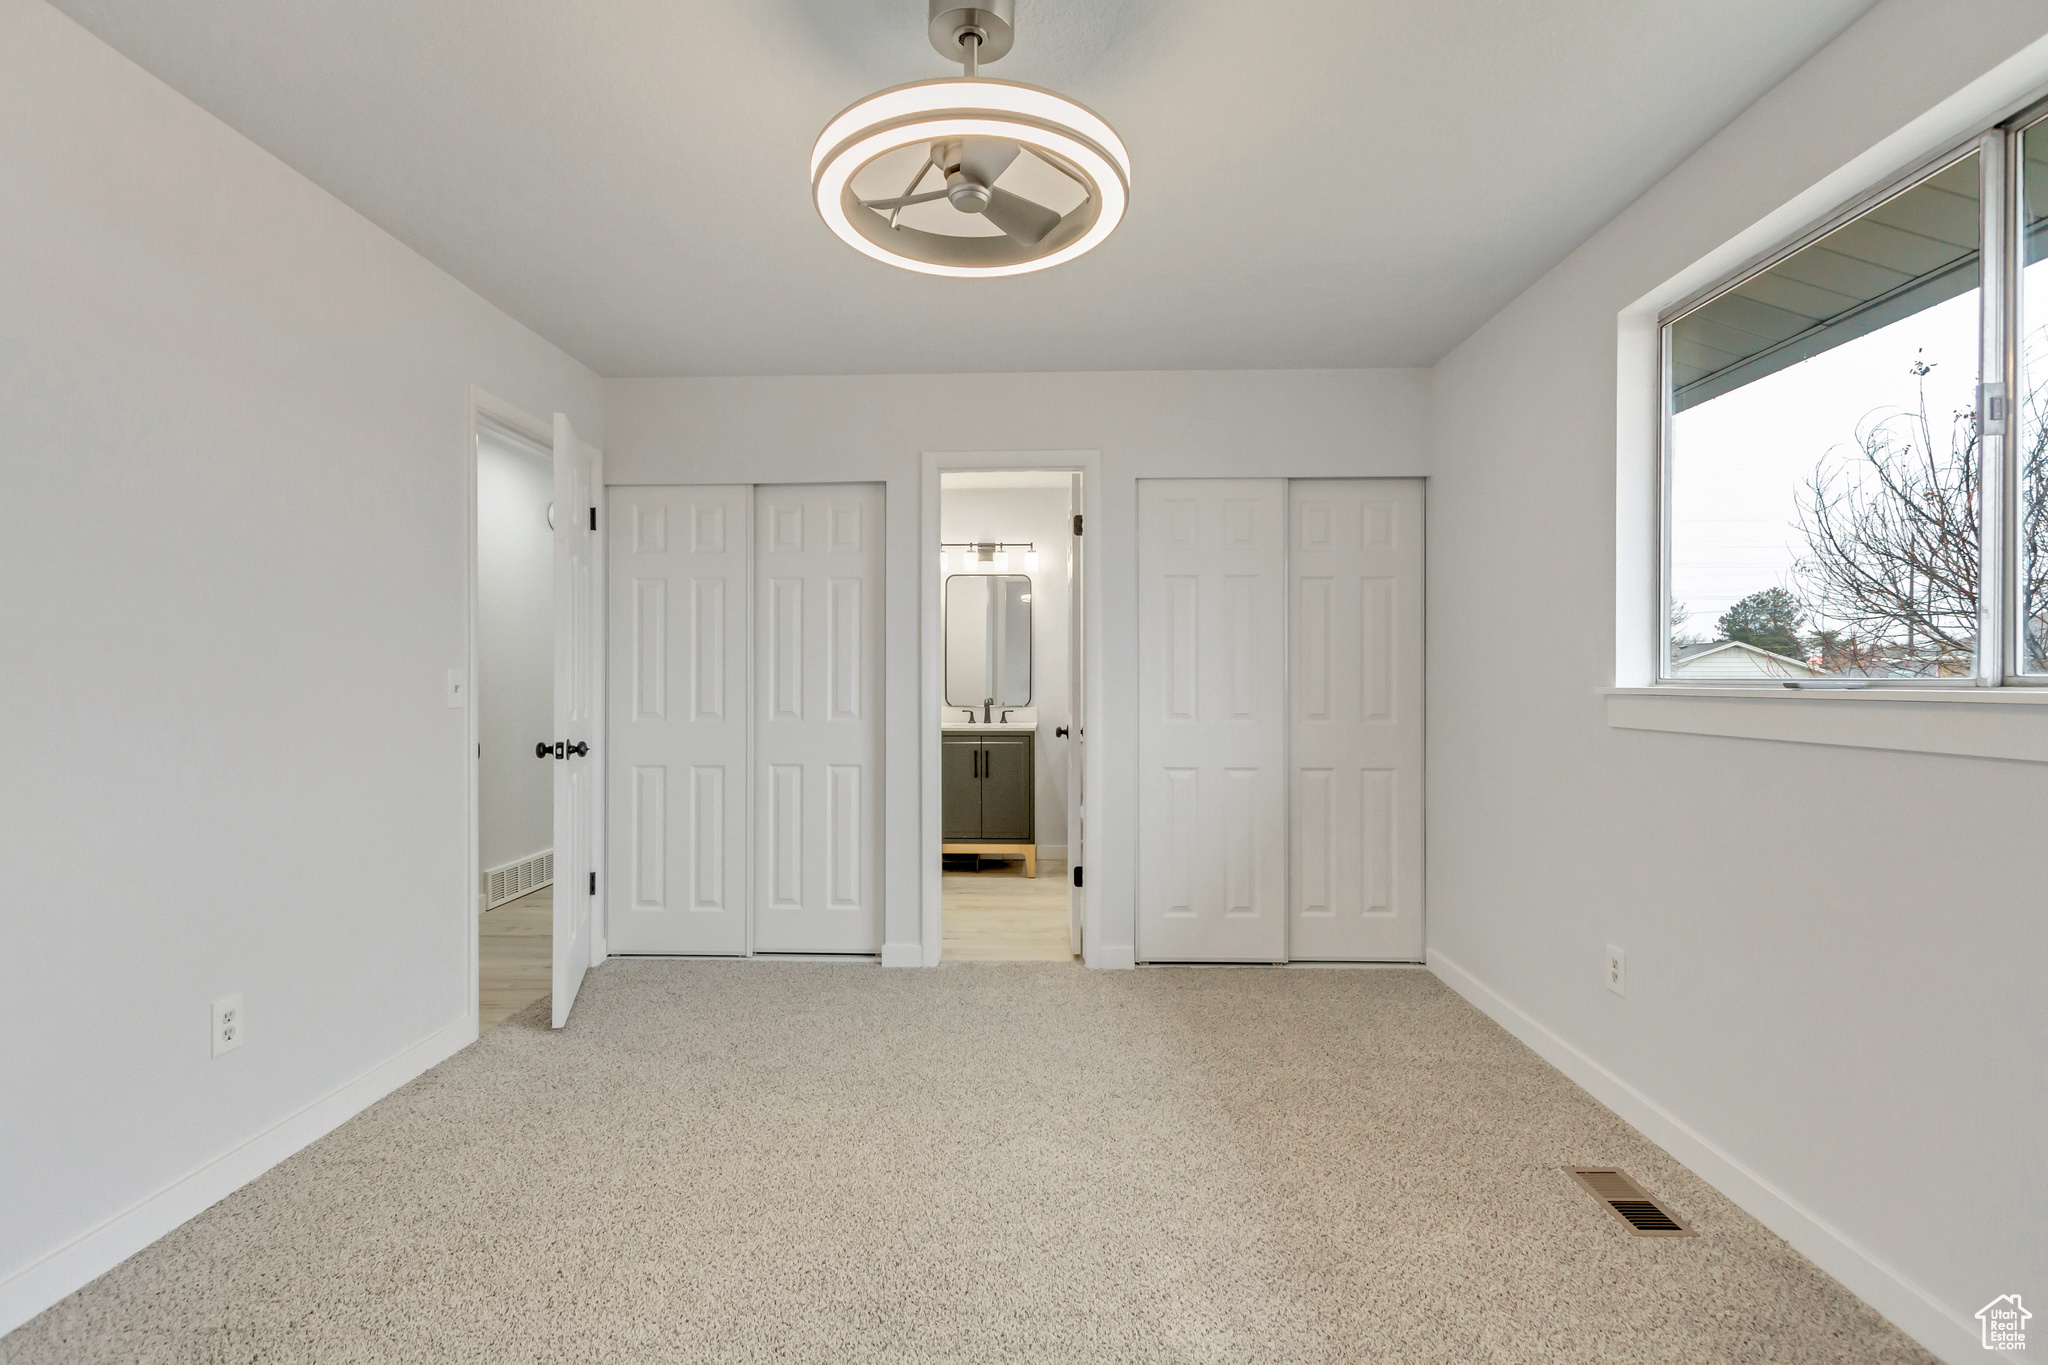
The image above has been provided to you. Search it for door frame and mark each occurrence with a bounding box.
[919,450,1104,967]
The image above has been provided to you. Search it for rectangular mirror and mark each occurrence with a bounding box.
[944,574,1031,707]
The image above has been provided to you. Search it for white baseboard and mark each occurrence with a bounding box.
[1087,942,1135,970]
[1038,843,1068,862]
[0,1014,477,1336]
[880,942,923,968]
[1426,948,1976,1365]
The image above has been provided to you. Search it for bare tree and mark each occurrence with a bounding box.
[2018,340,2048,672]
[1791,351,2048,675]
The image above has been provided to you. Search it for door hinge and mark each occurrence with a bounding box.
[589,871,597,895]
[589,506,597,531]
[1072,513,1083,536]
[1073,864,1083,888]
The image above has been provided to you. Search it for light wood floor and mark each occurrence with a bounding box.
[482,867,1066,1012]
[480,885,551,1033]
[942,858,1076,962]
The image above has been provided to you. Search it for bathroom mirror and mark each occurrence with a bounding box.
[944,574,1032,707]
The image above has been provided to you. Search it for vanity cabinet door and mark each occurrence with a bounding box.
[978,735,1034,843]
[942,735,983,840]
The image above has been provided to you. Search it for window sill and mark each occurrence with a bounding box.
[1603,687,2048,764]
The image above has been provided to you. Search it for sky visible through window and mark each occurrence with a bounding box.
[1668,287,1982,661]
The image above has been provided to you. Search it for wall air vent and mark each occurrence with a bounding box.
[1565,1167,1695,1237]
[485,850,553,909]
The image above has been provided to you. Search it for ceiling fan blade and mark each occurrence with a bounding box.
[958,137,1021,189]
[983,187,1061,246]
[860,189,951,211]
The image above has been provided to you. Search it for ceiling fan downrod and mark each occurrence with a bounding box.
[929,1,1014,74]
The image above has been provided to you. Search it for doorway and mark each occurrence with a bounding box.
[936,470,1084,961]
[474,420,556,1030]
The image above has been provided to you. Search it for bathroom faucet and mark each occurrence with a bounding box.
[983,696,994,724]
[958,708,976,724]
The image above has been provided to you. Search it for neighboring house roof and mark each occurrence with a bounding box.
[1671,639,1823,678]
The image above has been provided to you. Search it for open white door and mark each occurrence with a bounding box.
[550,414,602,1026]
[1066,475,1085,956]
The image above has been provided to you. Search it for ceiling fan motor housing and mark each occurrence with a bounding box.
[930,0,1015,64]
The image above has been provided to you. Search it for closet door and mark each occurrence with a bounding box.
[754,484,885,954]
[1136,480,1288,961]
[605,486,750,955]
[1288,480,1424,960]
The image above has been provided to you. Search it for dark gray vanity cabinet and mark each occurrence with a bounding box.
[941,732,1034,843]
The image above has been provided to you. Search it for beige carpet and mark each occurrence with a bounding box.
[4,963,1932,1364]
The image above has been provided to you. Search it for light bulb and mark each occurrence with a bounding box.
[1024,549,1039,572]
[993,550,1009,571]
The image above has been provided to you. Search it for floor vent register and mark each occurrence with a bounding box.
[1565,1167,1695,1237]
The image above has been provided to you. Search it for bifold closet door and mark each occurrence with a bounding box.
[1289,480,1424,960]
[604,486,750,955]
[1136,479,1288,962]
[754,484,885,954]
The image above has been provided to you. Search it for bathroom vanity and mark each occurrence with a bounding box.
[941,726,1035,876]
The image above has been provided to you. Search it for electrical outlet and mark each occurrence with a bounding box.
[212,994,244,1057]
[1605,946,1626,997]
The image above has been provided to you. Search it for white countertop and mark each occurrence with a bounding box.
[941,721,1038,733]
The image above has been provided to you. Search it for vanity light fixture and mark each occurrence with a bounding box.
[810,0,1131,277]
[939,540,1039,573]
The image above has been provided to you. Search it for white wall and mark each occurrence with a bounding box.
[0,0,601,1330]
[940,485,1074,854]
[475,430,555,877]
[1423,4,2048,1361]
[604,370,1430,964]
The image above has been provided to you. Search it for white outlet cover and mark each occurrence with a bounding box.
[1605,945,1626,997]
[212,993,245,1057]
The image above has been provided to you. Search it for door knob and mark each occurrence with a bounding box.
[535,741,556,759]
[567,741,589,757]
[1055,726,1069,738]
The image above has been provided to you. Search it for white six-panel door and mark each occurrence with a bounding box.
[1289,480,1424,960]
[753,485,885,954]
[604,485,751,955]
[1136,480,1289,962]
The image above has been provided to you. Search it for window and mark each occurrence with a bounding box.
[1659,111,2045,686]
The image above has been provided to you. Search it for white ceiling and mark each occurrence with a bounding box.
[51,0,1877,378]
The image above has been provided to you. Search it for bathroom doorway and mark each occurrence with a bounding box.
[935,469,1084,961]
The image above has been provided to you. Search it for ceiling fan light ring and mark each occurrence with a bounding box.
[810,79,1129,189]
[814,107,1127,277]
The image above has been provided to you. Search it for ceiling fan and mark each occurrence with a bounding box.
[810,1,1131,277]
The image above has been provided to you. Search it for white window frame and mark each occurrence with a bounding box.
[1653,119,2028,689]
